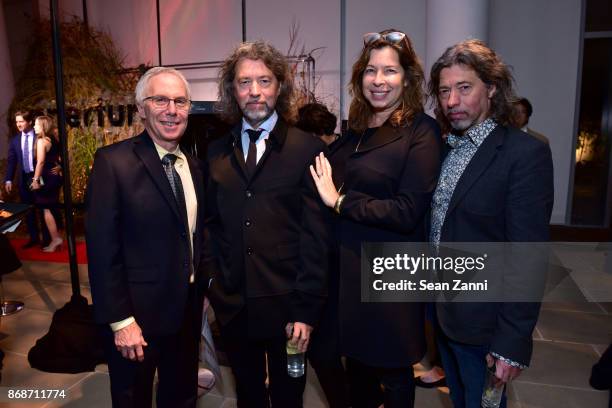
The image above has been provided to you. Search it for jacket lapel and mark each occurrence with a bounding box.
[228,124,251,182]
[351,123,403,155]
[229,118,289,184]
[31,133,37,164]
[445,126,505,217]
[132,132,182,222]
[248,119,287,181]
[186,153,204,270]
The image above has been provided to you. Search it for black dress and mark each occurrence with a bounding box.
[336,113,441,368]
[34,137,63,208]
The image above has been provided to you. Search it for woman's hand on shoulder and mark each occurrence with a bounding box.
[309,152,339,208]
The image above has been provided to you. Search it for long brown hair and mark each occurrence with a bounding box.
[348,29,425,133]
[428,39,517,134]
[216,41,297,125]
[34,115,54,139]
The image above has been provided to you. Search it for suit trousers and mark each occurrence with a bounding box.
[345,358,415,408]
[18,171,43,243]
[105,285,200,408]
[436,328,508,408]
[308,356,349,408]
[220,310,306,408]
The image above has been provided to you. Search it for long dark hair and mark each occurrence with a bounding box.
[216,41,297,125]
[348,29,424,133]
[428,39,517,134]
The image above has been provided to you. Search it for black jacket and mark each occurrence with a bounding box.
[202,119,331,339]
[435,125,554,366]
[85,132,207,337]
[336,113,442,367]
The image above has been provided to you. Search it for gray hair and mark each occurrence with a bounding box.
[134,66,191,105]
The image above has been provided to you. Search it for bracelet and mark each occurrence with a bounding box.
[333,194,346,215]
[32,178,39,182]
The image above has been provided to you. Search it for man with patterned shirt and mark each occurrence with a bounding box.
[428,39,554,408]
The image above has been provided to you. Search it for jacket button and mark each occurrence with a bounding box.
[245,220,252,227]
[247,247,253,255]
[246,190,252,198]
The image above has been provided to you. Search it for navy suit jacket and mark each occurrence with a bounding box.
[5,132,36,184]
[85,131,206,337]
[435,124,554,366]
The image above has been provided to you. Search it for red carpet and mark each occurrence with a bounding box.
[10,238,88,264]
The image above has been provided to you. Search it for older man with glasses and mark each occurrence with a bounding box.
[86,66,207,408]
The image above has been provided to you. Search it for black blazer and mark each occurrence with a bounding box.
[85,131,206,337]
[435,125,554,366]
[336,113,442,367]
[202,119,331,339]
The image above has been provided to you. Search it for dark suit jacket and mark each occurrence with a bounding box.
[202,119,331,339]
[85,131,206,337]
[436,124,554,366]
[5,132,36,189]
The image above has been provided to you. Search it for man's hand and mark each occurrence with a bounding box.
[114,321,148,362]
[5,182,12,194]
[486,353,523,383]
[50,164,62,176]
[285,322,313,353]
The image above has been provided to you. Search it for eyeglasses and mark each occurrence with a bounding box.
[363,31,406,45]
[143,96,191,110]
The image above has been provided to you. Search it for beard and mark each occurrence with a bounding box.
[242,104,273,127]
[449,118,473,132]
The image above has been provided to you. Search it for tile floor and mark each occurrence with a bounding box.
[0,243,610,407]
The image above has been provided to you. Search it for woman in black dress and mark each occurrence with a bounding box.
[309,29,441,407]
[31,116,63,252]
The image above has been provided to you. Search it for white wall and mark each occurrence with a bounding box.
[344,0,426,118]
[160,0,242,101]
[489,0,582,224]
[0,2,15,159]
[88,0,158,67]
[246,0,341,116]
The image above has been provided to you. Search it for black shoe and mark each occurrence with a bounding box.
[415,376,447,388]
[21,240,40,249]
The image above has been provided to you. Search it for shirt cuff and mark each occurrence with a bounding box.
[110,316,135,332]
[490,351,527,369]
[4,181,11,185]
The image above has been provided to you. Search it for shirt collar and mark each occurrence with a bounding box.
[22,129,34,138]
[153,141,185,163]
[241,111,278,137]
[447,118,497,149]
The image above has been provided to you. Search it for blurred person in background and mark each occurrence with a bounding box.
[296,102,339,146]
[30,115,63,252]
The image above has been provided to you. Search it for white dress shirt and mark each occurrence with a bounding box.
[240,111,278,164]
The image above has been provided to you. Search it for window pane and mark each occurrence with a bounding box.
[585,0,612,32]
[571,38,612,225]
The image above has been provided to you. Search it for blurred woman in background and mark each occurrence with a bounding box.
[296,102,339,145]
[30,115,63,252]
